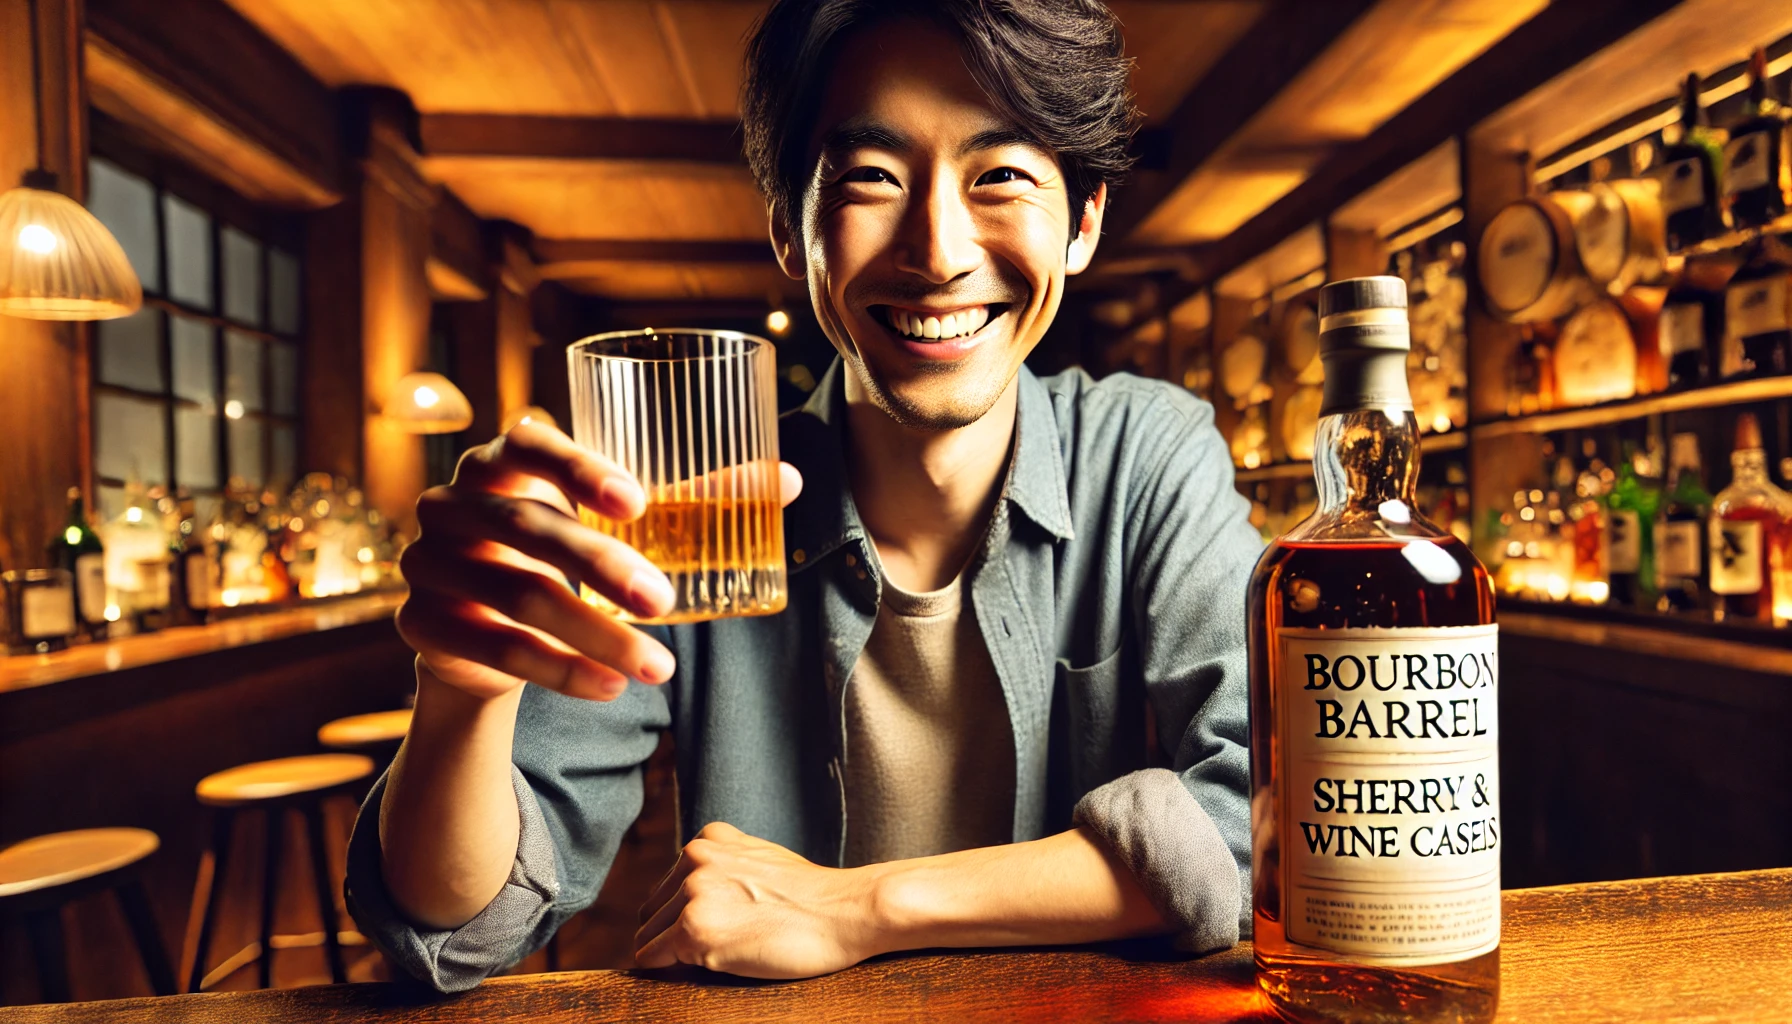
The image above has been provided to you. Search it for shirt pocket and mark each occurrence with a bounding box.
[1055,647,1146,793]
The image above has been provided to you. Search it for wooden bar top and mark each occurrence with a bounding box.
[0,591,405,695]
[11,867,1789,1022]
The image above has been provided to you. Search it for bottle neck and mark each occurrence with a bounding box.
[1312,408,1420,516]
[1732,447,1769,484]
[1681,80,1704,130]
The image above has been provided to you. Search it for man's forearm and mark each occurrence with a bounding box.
[378,665,524,930]
[865,828,1172,953]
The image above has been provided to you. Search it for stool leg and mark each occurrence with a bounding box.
[24,907,71,1003]
[188,808,237,994]
[301,800,347,984]
[115,879,177,996]
[258,807,286,989]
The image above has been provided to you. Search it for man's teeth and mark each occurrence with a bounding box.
[888,306,991,340]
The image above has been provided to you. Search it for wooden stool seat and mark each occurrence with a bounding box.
[316,709,412,749]
[195,754,374,807]
[0,828,159,899]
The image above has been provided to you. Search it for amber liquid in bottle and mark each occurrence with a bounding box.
[1251,278,1499,1024]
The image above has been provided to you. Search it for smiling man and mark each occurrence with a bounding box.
[345,0,1261,991]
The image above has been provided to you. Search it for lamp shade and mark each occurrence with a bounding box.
[387,371,473,433]
[0,185,142,321]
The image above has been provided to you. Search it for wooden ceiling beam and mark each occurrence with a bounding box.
[418,114,744,165]
[1104,0,1378,242]
[533,238,775,266]
[1170,0,1684,301]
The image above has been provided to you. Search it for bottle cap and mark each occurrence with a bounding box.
[1317,276,1412,415]
[1736,412,1763,451]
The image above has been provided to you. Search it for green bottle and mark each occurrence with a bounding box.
[47,487,108,638]
[1606,441,1661,608]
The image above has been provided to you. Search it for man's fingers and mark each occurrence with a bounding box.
[639,848,699,925]
[632,886,692,962]
[396,591,629,700]
[779,462,803,508]
[633,913,694,970]
[411,494,676,620]
[399,547,675,684]
[459,421,645,520]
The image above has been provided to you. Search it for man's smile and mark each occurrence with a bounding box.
[866,302,1014,360]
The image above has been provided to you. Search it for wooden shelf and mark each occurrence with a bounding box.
[1472,376,1792,438]
[1234,429,1468,481]
[1681,212,1792,258]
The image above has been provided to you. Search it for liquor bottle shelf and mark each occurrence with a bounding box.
[1234,429,1467,482]
[1679,211,1792,258]
[1471,376,1792,439]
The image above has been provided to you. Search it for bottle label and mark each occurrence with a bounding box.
[1656,520,1703,580]
[185,553,214,610]
[1724,130,1773,195]
[1651,157,1706,215]
[75,552,107,623]
[1277,624,1500,966]
[1709,519,1763,595]
[22,583,76,640]
[1727,277,1791,339]
[1658,303,1705,357]
[1607,509,1641,573]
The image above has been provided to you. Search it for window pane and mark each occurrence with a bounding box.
[269,342,298,416]
[194,493,221,525]
[270,422,297,492]
[225,330,265,412]
[88,159,160,292]
[163,194,213,310]
[97,307,164,391]
[175,405,220,489]
[228,417,265,487]
[96,392,167,485]
[269,248,300,335]
[171,315,216,406]
[221,226,263,326]
[98,484,126,524]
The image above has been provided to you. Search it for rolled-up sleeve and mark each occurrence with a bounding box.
[1074,388,1261,949]
[344,674,671,991]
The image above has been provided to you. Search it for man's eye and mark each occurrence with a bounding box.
[976,168,1030,186]
[839,167,897,185]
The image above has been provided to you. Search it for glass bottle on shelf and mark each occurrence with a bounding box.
[1723,238,1792,378]
[1654,71,1730,253]
[1568,441,1611,605]
[2,569,77,655]
[172,493,216,626]
[1658,269,1723,389]
[1606,440,1661,609]
[1724,48,1790,232]
[48,486,108,640]
[1505,322,1556,417]
[1710,412,1792,625]
[1656,432,1712,614]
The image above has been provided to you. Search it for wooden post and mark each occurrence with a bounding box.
[0,0,88,569]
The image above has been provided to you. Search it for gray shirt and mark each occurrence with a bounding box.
[345,361,1263,992]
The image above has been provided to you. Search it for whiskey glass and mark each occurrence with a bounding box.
[566,329,786,624]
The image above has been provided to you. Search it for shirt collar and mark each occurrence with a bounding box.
[781,359,1075,574]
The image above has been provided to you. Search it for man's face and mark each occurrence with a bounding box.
[773,18,1104,431]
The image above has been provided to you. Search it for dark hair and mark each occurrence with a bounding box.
[741,0,1139,244]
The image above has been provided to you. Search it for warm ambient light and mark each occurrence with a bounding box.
[386,371,473,434]
[224,399,245,420]
[64,526,81,545]
[766,309,791,335]
[500,405,557,433]
[0,179,142,321]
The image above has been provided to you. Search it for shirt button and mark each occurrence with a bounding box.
[844,553,857,567]
[856,569,867,580]
[792,548,806,564]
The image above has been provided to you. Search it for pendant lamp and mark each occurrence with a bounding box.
[387,372,474,434]
[0,0,142,321]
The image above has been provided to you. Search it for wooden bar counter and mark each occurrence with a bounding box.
[10,868,1788,1022]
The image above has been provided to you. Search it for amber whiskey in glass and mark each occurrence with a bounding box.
[1249,277,1499,1024]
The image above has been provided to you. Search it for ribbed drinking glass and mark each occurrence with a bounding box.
[567,329,786,624]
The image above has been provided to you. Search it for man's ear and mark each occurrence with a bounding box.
[768,202,807,281]
[1065,182,1108,276]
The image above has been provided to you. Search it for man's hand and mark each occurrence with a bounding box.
[631,824,1175,979]
[633,823,886,978]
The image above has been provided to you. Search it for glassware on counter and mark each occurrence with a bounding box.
[3,568,76,654]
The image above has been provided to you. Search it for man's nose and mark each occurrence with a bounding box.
[892,171,982,284]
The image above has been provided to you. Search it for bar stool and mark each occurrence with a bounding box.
[186,754,373,992]
[0,828,176,1001]
[317,708,411,757]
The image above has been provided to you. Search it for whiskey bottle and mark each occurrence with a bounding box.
[1657,275,1721,389]
[1723,239,1792,379]
[1724,49,1790,232]
[47,486,108,640]
[1710,412,1792,625]
[1606,441,1660,609]
[1249,276,1499,1024]
[1654,72,1729,252]
[1655,432,1712,614]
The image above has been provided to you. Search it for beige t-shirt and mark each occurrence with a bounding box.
[842,563,1016,867]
